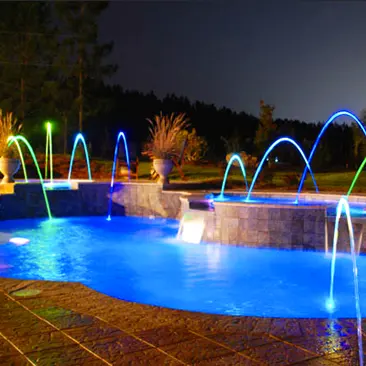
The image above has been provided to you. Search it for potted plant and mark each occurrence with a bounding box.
[0,110,22,183]
[143,112,189,184]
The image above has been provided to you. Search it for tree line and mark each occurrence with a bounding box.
[0,1,363,171]
[85,86,361,172]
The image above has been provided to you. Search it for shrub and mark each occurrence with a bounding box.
[143,112,189,160]
[0,110,22,158]
[176,128,208,162]
[283,173,300,187]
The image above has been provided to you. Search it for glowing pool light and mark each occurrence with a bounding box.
[325,298,335,313]
[9,237,30,246]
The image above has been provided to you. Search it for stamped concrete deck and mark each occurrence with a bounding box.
[0,278,363,365]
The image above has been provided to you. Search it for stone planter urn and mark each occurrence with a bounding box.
[153,159,173,185]
[0,157,20,183]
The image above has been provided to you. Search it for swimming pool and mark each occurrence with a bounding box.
[0,216,364,318]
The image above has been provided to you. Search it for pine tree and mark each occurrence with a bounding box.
[55,1,117,132]
[0,2,55,126]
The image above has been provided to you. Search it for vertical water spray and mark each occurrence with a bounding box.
[219,154,248,198]
[107,131,130,221]
[7,136,52,219]
[246,137,318,202]
[327,197,363,366]
[44,122,53,183]
[297,110,366,200]
[68,133,92,181]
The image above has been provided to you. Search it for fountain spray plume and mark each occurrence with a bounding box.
[107,131,130,221]
[246,137,318,202]
[297,110,366,201]
[44,122,53,183]
[68,133,92,181]
[7,136,52,219]
[327,196,363,366]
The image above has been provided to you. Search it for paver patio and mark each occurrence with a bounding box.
[0,278,363,365]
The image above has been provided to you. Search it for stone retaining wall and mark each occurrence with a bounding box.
[0,182,182,220]
[180,198,328,250]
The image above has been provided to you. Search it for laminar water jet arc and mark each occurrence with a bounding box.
[297,110,366,201]
[107,131,130,221]
[246,137,318,202]
[7,135,52,219]
[68,133,92,182]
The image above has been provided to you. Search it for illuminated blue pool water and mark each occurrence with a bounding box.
[0,216,365,318]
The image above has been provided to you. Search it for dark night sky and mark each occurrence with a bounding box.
[99,1,366,123]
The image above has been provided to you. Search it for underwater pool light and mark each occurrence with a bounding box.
[325,298,335,313]
[9,237,30,246]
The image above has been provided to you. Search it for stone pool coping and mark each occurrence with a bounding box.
[0,277,363,365]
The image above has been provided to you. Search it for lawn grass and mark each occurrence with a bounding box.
[16,154,366,195]
[137,161,366,194]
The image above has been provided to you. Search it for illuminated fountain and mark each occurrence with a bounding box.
[218,137,318,202]
[217,110,365,202]
[327,197,363,365]
[8,136,52,219]
[10,137,28,182]
[219,153,248,198]
[44,121,53,183]
[183,110,366,364]
[2,112,366,366]
[106,131,130,221]
[42,127,92,190]
[198,110,366,252]
[68,133,92,182]
[347,156,366,198]
[297,110,366,201]
[11,122,92,190]
[245,137,318,201]
[176,110,366,363]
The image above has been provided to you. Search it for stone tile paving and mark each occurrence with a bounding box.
[0,278,363,365]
